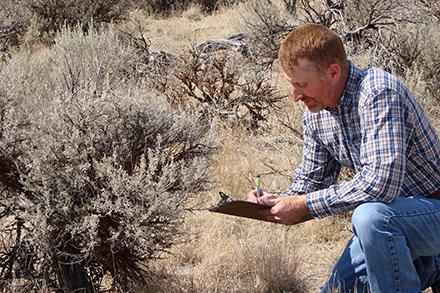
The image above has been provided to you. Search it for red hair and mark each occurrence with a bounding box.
[278,23,348,74]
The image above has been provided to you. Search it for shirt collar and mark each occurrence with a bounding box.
[343,60,363,98]
[326,61,363,114]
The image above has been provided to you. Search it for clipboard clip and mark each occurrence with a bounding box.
[212,191,233,209]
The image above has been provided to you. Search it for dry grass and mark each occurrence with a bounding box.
[120,4,243,55]
[141,121,352,292]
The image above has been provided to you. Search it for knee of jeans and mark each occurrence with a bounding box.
[352,202,389,239]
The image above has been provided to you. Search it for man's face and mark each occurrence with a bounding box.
[284,58,341,113]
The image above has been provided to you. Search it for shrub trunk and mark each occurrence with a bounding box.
[57,261,93,293]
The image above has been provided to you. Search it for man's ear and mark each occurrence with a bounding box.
[328,63,341,80]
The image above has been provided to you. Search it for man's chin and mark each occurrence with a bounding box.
[305,104,325,113]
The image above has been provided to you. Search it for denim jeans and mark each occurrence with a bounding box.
[321,196,440,293]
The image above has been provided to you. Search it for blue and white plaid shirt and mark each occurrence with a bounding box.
[284,61,440,219]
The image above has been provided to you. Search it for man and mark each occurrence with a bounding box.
[247,23,440,292]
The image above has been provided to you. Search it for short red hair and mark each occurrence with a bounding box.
[278,23,348,75]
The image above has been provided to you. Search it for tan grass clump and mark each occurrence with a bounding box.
[163,213,307,293]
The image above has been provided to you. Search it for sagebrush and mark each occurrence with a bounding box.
[0,26,218,291]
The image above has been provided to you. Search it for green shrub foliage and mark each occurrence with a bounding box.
[0,27,217,291]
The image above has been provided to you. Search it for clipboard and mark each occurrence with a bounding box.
[209,192,274,223]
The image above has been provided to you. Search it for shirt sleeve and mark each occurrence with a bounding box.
[306,89,412,218]
[282,121,341,197]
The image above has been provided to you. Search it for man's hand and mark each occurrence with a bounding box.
[247,189,280,205]
[247,190,312,225]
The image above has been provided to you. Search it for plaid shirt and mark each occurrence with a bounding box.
[284,61,440,219]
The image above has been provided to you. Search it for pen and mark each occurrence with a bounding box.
[255,176,262,198]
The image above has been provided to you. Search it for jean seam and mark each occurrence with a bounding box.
[436,255,440,284]
[384,215,401,292]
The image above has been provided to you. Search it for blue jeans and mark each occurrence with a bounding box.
[321,196,440,293]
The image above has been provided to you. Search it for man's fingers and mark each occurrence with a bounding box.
[260,211,281,223]
[257,195,282,206]
[260,202,282,218]
[247,190,258,203]
[248,191,282,213]
[259,195,311,225]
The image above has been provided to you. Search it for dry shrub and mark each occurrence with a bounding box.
[132,0,195,15]
[366,20,439,103]
[52,24,138,95]
[296,0,344,28]
[402,68,440,131]
[339,0,400,36]
[241,0,294,69]
[0,1,30,54]
[417,0,440,20]
[0,51,56,110]
[345,22,440,102]
[24,0,130,37]
[166,50,285,130]
[412,26,440,99]
[0,25,137,110]
[200,0,247,13]
[136,0,243,14]
[118,19,177,94]
[0,0,133,50]
[0,25,218,291]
